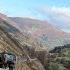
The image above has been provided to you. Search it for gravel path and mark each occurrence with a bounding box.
[0,68,9,70]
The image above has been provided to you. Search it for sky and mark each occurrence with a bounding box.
[0,0,70,33]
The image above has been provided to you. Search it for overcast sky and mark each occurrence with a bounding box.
[0,0,70,33]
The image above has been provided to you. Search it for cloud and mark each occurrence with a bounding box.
[42,6,70,17]
[38,6,70,33]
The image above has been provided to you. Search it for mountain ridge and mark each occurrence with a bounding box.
[1,13,70,49]
[10,17,70,48]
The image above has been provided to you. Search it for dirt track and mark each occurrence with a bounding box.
[0,68,9,70]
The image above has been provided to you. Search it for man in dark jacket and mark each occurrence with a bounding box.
[1,50,7,68]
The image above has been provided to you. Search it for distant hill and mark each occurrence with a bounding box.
[1,13,70,49]
[10,17,70,49]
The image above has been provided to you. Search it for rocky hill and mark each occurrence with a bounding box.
[10,17,70,49]
[0,13,46,70]
[0,13,70,70]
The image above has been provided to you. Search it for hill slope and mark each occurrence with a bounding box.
[0,13,46,70]
[0,13,70,70]
[10,17,70,48]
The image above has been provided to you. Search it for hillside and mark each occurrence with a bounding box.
[48,44,70,70]
[0,13,46,70]
[10,17,70,49]
[0,13,70,70]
